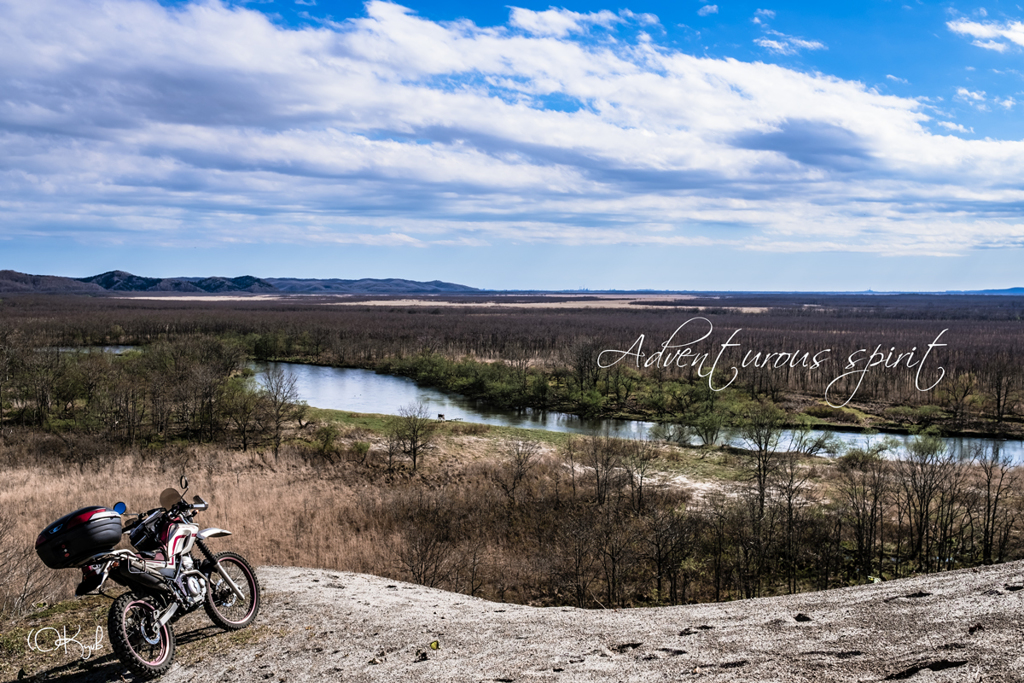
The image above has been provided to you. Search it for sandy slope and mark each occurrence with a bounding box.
[16,562,1024,682]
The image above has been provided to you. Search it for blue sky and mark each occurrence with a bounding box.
[1,0,1023,291]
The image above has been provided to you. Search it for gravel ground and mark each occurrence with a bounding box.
[12,561,1024,682]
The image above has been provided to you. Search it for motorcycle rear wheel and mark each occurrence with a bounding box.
[204,551,261,630]
[108,592,176,679]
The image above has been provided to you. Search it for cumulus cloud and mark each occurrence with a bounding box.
[886,74,908,84]
[698,5,718,17]
[947,17,1024,51]
[0,0,1022,256]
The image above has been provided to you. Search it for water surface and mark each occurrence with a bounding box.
[257,362,1024,461]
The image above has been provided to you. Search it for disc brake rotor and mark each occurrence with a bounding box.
[142,617,162,645]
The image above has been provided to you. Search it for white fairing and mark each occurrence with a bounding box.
[198,527,232,540]
[165,522,199,558]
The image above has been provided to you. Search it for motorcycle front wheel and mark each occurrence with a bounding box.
[108,592,176,679]
[204,551,261,630]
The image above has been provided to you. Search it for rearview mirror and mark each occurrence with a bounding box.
[113,502,127,515]
[180,474,189,491]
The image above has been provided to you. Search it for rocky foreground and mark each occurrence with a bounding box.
[15,561,1024,682]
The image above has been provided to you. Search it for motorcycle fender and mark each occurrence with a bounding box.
[197,527,233,540]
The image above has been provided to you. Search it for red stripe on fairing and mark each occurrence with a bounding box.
[66,509,102,529]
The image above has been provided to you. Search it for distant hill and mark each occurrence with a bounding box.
[966,287,1024,296]
[0,270,478,295]
[0,270,105,293]
[75,271,277,293]
[266,277,479,293]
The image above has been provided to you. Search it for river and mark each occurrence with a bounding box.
[256,362,1024,461]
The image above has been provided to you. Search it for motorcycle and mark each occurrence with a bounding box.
[35,475,260,679]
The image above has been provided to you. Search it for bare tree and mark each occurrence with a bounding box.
[262,364,301,461]
[622,438,658,514]
[894,434,952,571]
[504,342,533,405]
[395,492,456,588]
[775,447,814,593]
[494,438,540,506]
[561,436,581,499]
[563,337,603,393]
[981,352,1018,423]
[221,377,268,452]
[394,402,437,471]
[837,442,892,582]
[941,372,977,429]
[383,419,403,471]
[977,443,1017,565]
[556,507,598,607]
[581,436,623,506]
[738,402,786,517]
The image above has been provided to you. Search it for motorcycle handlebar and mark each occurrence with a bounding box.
[116,494,209,532]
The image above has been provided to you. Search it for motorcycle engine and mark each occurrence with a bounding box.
[186,576,205,599]
[176,555,207,607]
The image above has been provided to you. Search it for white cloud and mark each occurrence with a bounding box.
[698,5,718,17]
[955,87,986,102]
[936,121,973,133]
[0,0,1022,257]
[996,96,1017,109]
[754,30,826,55]
[619,9,660,26]
[508,7,620,37]
[948,18,1024,51]
[886,74,909,84]
[954,87,989,109]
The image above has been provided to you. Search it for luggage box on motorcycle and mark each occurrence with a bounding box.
[35,507,123,569]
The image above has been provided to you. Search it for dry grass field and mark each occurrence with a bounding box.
[3,408,1023,681]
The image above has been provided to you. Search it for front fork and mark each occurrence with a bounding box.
[195,539,246,601]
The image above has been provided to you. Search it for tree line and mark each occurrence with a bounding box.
[0,334,305,458]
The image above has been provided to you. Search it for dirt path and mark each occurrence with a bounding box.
[12,561,1024,682]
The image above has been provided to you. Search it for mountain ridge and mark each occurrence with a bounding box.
[0,270,478,294]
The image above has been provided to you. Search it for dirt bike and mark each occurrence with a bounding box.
[36,475,260,679]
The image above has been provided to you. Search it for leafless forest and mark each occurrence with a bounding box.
[1,293,1024,622]
[2,292,1024,433]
